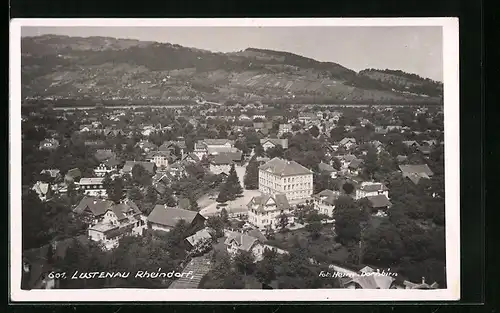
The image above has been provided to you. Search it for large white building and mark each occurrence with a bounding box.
[258,157,314,202]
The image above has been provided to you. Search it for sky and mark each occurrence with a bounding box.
[21,26,443,82]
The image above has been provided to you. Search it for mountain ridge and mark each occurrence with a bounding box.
[20,35,443,105]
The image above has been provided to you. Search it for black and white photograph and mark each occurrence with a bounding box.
[10,18,460,301]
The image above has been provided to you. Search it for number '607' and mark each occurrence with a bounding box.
[47,272,66,279]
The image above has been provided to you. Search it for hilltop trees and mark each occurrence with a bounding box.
[243,157,259,190]
[144,186,158,205]
[363,147,379,179]
[233,250,255,276]
[309,125,320,138]
[361,220,404,266]
[188,192,200,211]
[108,177,124,203]
[276,212,289,232]
[227,164,243,197]
[266,145,285,159]
[342,182,355,195]
[333,196,368,245]
[158,188,177,207]
[127,186,143,201]
[313,171,337,194]
[217,164,243,203]
[131,164,152,186]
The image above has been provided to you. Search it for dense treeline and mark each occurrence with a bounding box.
[361,68,443,85]
[356,69,443,97]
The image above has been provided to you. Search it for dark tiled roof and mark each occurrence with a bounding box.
[396,155,408,162]
[147,205,203,228]
[366,195,392,208]
[146,150,172,159]
[65,168,82,179]
[246,229,267,242]
[104,157,121,168]
[348,159,363,169]
[22,235,88,289]
[94,149,116,162]
[318,162,336,173]
[399,164,434,176]
[109,201,141,221]
[211,151,242,164]
[210,154,233,165]
[339,137,356,146]
[260,138,289,149]
[418,146,432,154]
[259,157,312,176]
[247,193,290,212]
[359,183,388,192]
[203,139,234,146]
[183,153,200,162]
[224,232,260,252]
[73,196,114,216]
[122,161,155,174]
[185,228,212,246]
[313,189,340,205]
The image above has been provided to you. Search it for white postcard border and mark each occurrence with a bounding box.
[9,17,460,302]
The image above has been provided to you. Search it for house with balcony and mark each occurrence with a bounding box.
[298,112,317,124]
[31,181,53,202]
[224,231,265,261]
[194,139,237,160]
[355,182,389,200]
[159,140,186,156]
[94,158,120,177]
[39,169,61,181]
[73,196,115,226]
[208,153,234,176]
[312,189,340,218]
[278,124,292,137]
[365,195,393,216]
[121,161,156,176]
[87,200,146,250]
[247,193,293,231]
[260,138,289,151]
[339,137,357,150]
[318,162,338,179]
[145,150,171,170]
[136,140,158,153]
[64,168,82,184]
[39,138,59,151]
[347,159,363,176]
[76,177,107,197]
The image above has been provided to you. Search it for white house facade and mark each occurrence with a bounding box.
[247,194,294,231]
[87,201,146,250]
[355,182,389,200]
[77,178,107,197]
